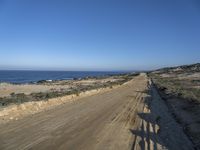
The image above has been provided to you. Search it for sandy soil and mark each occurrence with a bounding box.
[0,77,122,98]
[0,83,70,97]
[0,74,194,150]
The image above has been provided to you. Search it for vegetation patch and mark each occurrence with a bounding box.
[0,73,139,107]
[149,73,200,103]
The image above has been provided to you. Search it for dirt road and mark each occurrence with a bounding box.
[0,74,194,150]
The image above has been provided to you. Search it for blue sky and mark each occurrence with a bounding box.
[0,0,200,71]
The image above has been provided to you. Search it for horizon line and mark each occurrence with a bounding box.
[0,69,143,72]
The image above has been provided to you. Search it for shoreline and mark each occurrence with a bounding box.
[0,70,133,84]
[0,73,138,98]
[0,73,139,124]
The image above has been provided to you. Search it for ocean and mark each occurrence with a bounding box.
[0,70,129,84]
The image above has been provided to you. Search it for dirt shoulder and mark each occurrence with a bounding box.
[152,82,200,149]
[149,68,200,149]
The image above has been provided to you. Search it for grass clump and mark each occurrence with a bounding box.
[149,73,200,102]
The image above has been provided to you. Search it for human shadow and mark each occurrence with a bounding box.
[130,113,163,150]
[130,84,166,150]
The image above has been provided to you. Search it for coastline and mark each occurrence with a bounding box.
[0,70,131,84]
[0,73,138,124]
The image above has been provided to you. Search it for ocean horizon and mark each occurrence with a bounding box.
[0,70,132,84]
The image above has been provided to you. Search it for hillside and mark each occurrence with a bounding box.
[149,63,200,149]
[153,63,200,74]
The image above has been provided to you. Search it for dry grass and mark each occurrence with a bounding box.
[149,73,200,102]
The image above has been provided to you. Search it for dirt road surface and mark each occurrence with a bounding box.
[0,74,194,150]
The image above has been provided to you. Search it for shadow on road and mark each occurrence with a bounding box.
[130,84,166,150]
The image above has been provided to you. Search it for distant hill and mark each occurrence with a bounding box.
[154,63,200,73]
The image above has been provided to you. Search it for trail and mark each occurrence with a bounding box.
[0,74,194,150]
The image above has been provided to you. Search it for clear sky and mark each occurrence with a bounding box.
[0,0,200,71]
